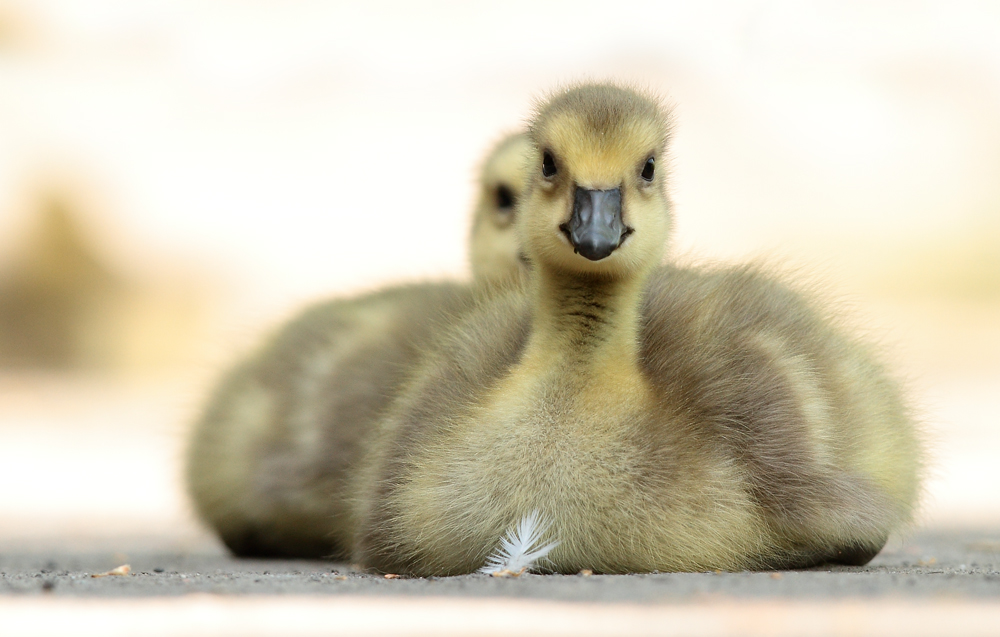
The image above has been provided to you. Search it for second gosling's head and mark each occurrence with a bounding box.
[469,132,532,284]
[522,84,672,278]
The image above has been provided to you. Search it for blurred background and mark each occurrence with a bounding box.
[0,0,997,550]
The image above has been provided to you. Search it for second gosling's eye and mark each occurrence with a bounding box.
[641,157,655,181]
[542,151,557,178]
[496,184,514,210]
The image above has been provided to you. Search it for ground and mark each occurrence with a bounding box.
[2,529,999,636]
[2,530,999,600]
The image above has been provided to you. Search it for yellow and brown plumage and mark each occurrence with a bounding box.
[351,83,922,575]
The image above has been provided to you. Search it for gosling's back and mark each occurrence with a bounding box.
[186,283,476,558]
[640,264,921,563]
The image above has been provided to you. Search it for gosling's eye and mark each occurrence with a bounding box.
[641,157,655,181]
[542,151,557,178]
[496,185,514,210]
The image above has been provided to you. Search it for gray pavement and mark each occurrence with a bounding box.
[3,529,999,601]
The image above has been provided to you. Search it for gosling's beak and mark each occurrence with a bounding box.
[560,187,631,261]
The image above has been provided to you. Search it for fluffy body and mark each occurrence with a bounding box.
[351,84,922,575]
[186,283,478,557]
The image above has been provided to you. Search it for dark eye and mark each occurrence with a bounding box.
[496,185,514,210]
[641,157,655,181]
[542,151,557,178]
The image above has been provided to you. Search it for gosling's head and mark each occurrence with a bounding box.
[469,132,532,284]
[522,84,672,279]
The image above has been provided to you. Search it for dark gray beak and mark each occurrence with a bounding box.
[560,187,631,261]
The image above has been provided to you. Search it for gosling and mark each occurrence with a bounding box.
[186,134,529,558]
[351,83,922,575]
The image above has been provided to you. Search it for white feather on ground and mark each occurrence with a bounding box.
[478,510,559,576]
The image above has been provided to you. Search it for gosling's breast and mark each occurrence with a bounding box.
[398,372,656,530]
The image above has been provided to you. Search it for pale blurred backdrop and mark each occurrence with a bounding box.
[0,1,997,549]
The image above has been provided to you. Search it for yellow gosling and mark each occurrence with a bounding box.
[185,134,528,558]
[351,83,922,575]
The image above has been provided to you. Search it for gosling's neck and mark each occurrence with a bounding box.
[523,265,650,374]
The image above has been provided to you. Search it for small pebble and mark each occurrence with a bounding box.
[91,564,131,578]
[41,580,55,592]
[384,573,400,579]
[153,568,165,573]
[579,569,594,577]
